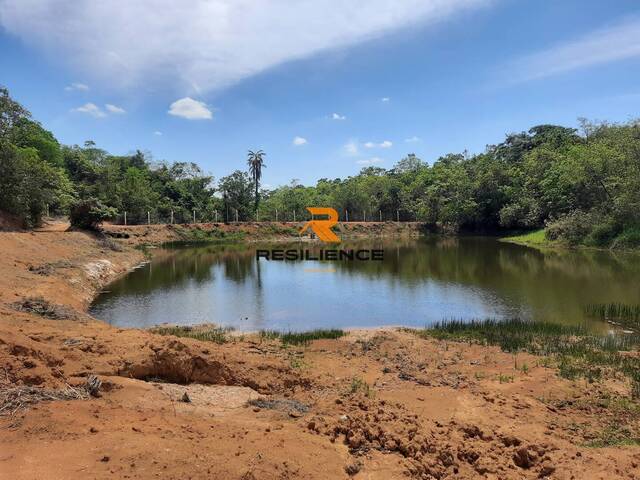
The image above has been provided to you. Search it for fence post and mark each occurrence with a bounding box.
[147,211,150,225]
[46,204,50,217]
[363,210,366,222]
[293,210,296,222]
[396,210,400,222]
[275,208,278,222]
[124,211,127,226]
[345,210,349,222]
[379,210,382,222]
[235,209,239,223]
[193,209,196,224]
[170,210,174,224]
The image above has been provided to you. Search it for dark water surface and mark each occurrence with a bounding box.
[89,237,640,331]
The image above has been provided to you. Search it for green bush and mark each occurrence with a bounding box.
[69,198,117,230]
[612,227,640,250]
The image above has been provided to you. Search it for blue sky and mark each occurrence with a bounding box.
[1,0,640,187]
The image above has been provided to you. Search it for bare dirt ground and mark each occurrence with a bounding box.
[1,221,639,479]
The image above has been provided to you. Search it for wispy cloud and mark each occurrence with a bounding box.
[381,97,391,103]
[0,0,491,92]
[405,136,421,143]
[357,157,383,165]
[72,102,106,118]
[364,140,392,149]
[168,97,212,120]
[292,136,308,146]
[509,17,640,82]
[64,82,89,92]
[343,140,359,156]
[331,113,346,120]
[153,131,163,136]
[105,103,126,114]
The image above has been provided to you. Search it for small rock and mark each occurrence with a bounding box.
[345,462,362,476]
[180,392,191,403]
[100,456,110,462]
[538,463,556,478]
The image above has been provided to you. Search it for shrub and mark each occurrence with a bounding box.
[545,211,598,245]
[69,198,117,230]
[612,227,640,250]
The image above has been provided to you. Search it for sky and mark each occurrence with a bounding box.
[1,0,640,188]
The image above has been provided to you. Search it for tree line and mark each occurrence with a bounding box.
[1,87,639,248]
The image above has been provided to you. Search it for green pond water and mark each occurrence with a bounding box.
[89,237,640,332]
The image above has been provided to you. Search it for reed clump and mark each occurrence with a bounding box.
[585,303,640,331]
[414,318,640,396]
[259,329,345,345]
[150,325,233,344]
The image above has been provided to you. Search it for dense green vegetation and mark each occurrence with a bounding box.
[2,87,640,248]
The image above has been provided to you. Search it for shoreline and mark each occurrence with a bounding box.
[2,224,640,479]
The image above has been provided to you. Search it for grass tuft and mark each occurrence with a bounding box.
[585,303,640,331]
[413,318,640,393]
[150,325,233,344]
[259,329,346,345]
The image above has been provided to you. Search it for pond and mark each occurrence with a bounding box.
[89,237,640,331]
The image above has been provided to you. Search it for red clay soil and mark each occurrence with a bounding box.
[1,221,639,479]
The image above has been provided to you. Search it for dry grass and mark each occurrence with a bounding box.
[0,383,89,418]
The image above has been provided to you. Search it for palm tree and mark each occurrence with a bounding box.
[247,149,266,216]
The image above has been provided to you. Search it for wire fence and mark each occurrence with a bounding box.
[110,208,419,225]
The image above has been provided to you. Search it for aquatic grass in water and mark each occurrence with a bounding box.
[414,318,640,396]
[150,325,233,344]
[259,329,345,345]
[585,303,640,330]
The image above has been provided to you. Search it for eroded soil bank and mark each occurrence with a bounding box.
[1,222,639,479]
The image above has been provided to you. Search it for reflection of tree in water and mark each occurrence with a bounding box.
[95,244,257,300]
[94,238,640,326]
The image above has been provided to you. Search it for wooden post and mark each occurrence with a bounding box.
[46,204,50,217]
[379,210,382,222]
[235,209,239,223]
[170,210,174,224]
[147,211,150,225]
[215,211,218,222]
[397,210,400,222]
[363,210,366,222]
[124,211,127,226]
[293,210,296,222]
[345,209,349,222]
[193,209,196,224]
[275,209,278,222]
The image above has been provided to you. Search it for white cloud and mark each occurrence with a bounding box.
[154,131,163,136]
[357,157,383,165]
[292,136,308,146]
[72,102,106,118]
[381,97,391,102]
[405,136,421,143]
[509,17,640,82]
[343,140,359,156]
[332,112,346,120]
[364,140,393,148]
[168,97,212,120]
[105,103,126,114]
[64,82,89,92]
[0,0,490,92]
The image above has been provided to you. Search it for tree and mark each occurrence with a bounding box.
[218,170,254,222]
[247,149,266,216]
[69,198,117,230]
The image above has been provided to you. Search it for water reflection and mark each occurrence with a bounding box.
[90,237,640,331]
